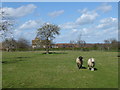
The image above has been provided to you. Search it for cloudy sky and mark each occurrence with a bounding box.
[2,2,118,43]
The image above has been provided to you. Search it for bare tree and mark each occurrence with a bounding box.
[104,39,111,50]
[36,23,60,54]
[70,40,76,50]
[77,33,86,50]
[2,38,30,51]
[2,38,17,51]
[110,38,118,50]
[104,38,118,51]
[17,38,30,51]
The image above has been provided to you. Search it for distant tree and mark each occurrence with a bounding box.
[110,38,118,50]
[77,33,86,50]
[2,38,17,52]
[36,23,60,54]
[77,40,86,48]
[0,10,16,52]
[103,38,118,51]
[17,38,30,51]
[93,44,99,50]
[2,38,30,51]
[70,40,76,50]
[104,39,111,50]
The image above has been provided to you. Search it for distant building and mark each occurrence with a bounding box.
[32,38,42,49]
[32,38,50,49]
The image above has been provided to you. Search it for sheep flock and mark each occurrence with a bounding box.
[76,56,96,71]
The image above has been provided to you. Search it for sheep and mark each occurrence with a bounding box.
[87,58,95,71]
[76,56,83,69]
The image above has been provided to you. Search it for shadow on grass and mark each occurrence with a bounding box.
[2,60,26,64]
[117,55,120,57]
[81,67,87,69]
[79,67,98,71]
[89,68,98,71]
[94,68,98,71]
[2,57,30,64]
[16,57,30,59]
[42,52,68,55]
[3,57,30,60]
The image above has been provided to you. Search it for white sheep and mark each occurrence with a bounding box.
[87,58,95,71]
[76,56,83,69]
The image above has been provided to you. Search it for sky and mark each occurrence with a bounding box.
[1,2,118,43]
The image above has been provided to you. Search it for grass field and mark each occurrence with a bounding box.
[2,51,118,88]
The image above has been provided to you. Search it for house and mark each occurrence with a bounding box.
[32,38,42,49]
[32,38,50,49]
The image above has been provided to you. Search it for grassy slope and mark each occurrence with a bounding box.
[2,51,118,88]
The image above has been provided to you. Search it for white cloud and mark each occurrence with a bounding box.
[2,4,36,18]
[14,19,44,41]
[97,3,112,13]
[57,16,118,43]
[19,20,41,29]
[81,17,118,37]
[60,22,78,29]
[19,20,43,30]
[96,17,118,29]
[76,3,112,26]
[48,10,64,18]
[14,29,36,43]
[61,10,98,30]
[87,18,117,41]
[100,17,117,23]
[54,29,79,43]
[58,4,116,43]
[72,29,78,33]
[76,11,98,25]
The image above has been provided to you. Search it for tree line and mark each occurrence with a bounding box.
[1,37,119,52]
[2,38,30,51]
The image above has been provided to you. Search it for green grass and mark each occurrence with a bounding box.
[2,51,118,88]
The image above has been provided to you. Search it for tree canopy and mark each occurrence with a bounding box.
[36,23,60,54]
[0,10,15,39]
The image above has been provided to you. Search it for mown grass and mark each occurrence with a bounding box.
[2,51,118,88]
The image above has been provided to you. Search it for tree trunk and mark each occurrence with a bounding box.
[6,47,10,52]
[46,39,49,54]
[46,45,49,54]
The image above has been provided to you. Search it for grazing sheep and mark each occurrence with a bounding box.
[87,58,95,71]
[76,56,83,69]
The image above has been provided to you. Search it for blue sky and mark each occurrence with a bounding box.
[2,2,118,43]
